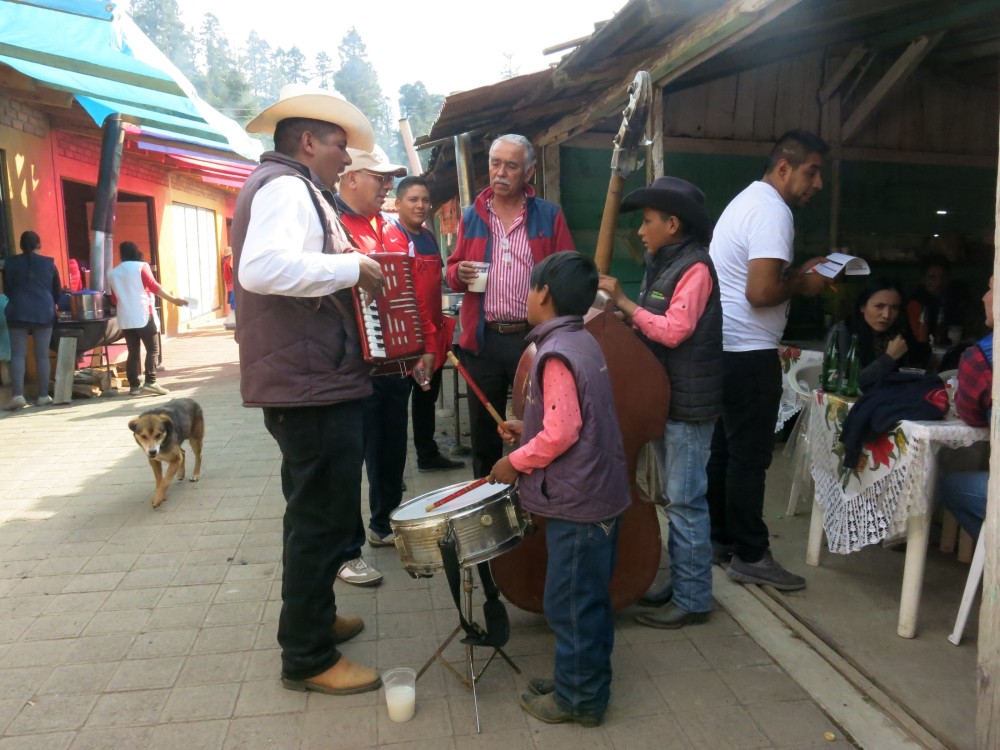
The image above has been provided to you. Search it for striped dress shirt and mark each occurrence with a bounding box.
[483,197,532,322]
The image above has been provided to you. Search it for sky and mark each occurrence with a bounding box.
[171,0,626,115]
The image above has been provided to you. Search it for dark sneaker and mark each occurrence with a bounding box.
[129,386,142,396]
[519,692,601,728]
[366,529,396,547]
[727,550,806,591]
[635,602,710,630]
[712,541,736,565]
[418,454,466,472]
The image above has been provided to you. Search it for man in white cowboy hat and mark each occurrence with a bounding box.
[231,83,384,696]
[335,146,437,578]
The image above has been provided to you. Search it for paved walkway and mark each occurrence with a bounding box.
[0,325,855,749]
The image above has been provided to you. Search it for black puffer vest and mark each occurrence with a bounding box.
[637,238,723,422]
[231,152,370,408]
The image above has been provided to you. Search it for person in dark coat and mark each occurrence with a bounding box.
[2,231,60,410]
[824,278,929,392]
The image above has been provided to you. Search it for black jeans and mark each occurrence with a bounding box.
[411,366,444,464]
[123,316,159,387]
[459,328,529,478]
[706,349,783,563]
[263,401,364,680]
[359,373,411,539]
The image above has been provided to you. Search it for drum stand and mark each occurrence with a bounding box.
[416,565,520,733]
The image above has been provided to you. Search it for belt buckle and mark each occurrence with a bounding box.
[498,321,520,334]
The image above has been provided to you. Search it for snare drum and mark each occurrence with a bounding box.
[390,480,528,576]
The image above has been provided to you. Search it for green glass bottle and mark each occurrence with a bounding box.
[842,333,860,396]
[822,334,839,392]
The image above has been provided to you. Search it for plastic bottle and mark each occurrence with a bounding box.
[842,333,860,396]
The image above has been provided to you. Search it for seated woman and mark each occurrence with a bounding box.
[824,278,929,392]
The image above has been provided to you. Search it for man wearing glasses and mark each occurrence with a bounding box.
[335,145,416,586]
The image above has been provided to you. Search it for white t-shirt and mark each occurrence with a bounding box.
[709,181,794,352]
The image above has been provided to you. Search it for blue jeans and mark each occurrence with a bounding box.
[939,471,987,538]
[654,420,715,613]
[544,516,619,719]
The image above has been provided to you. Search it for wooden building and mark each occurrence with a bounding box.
[418,1,1000,747]
[420,0,998,340]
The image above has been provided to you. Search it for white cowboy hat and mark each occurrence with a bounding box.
[342,145,407,176]
[246,83,375,151]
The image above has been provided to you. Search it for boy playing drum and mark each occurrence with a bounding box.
[489,251,630,727]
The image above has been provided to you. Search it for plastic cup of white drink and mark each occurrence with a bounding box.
[467,262,490,293]
[383,667,416,722]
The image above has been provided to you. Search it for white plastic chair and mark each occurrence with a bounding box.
[948,531,984,646]
[784,360,823,516]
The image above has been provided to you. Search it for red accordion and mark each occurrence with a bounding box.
[353,253,424,376]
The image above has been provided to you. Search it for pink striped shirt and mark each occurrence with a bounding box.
[484,197,532,322]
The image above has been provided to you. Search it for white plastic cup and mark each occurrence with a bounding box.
[383,667,416,722]
[467,262,490,293]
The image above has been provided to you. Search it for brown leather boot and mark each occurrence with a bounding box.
[333,614,364,644]
[282,656,381,695]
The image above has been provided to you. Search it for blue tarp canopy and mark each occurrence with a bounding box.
[0,0,261,160]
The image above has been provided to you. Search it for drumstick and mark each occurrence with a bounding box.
[446,351,506,428]
[424,477,490,512]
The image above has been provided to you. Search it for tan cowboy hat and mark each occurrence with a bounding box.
[246,83,375,151]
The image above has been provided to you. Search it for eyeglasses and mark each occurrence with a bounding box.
[362,171,395,185]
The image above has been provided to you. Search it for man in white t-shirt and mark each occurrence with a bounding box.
[707,130,832,591]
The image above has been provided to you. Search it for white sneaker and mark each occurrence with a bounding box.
[35,396,53,406]
[142,383,170,396]
[337,557,383,587]
[3,396,27,411]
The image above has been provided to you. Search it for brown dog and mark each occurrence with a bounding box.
[128,398,204,508]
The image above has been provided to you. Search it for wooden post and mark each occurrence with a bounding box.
[976,119,1000,747]
[541,145,561,205]
[649,84,664,181]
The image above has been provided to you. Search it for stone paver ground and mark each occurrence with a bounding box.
[0,325,855,749]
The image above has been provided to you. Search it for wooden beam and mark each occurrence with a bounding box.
[649,84,664,180]
[537,0,804,147]
[541,144,561,205]
[841,32,945,144]
[818,45,868,103]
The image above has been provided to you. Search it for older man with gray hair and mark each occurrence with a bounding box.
[446,134,576,478]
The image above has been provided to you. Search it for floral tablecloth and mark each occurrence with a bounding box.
[807,390,988,554]
[775,345,822,433]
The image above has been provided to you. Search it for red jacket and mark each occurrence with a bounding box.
[337,198,438,359]
[445,186,575,353]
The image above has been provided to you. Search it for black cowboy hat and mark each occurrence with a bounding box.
[621,176,712,243]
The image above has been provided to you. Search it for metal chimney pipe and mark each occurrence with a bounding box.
[453,132,475,211]
[398,118,423,175]
[89,114,127,292]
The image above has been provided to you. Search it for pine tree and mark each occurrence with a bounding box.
[333,28,398,158]
[399,82,444,138]
[243,32,273,104]
[128,0,196,79]
[313,51,335,90]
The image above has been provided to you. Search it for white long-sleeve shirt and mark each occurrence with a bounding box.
[238,176,361,297]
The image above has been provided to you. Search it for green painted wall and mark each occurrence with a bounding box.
[560,146,996,339]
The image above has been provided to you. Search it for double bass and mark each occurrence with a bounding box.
[490,72,670,612]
